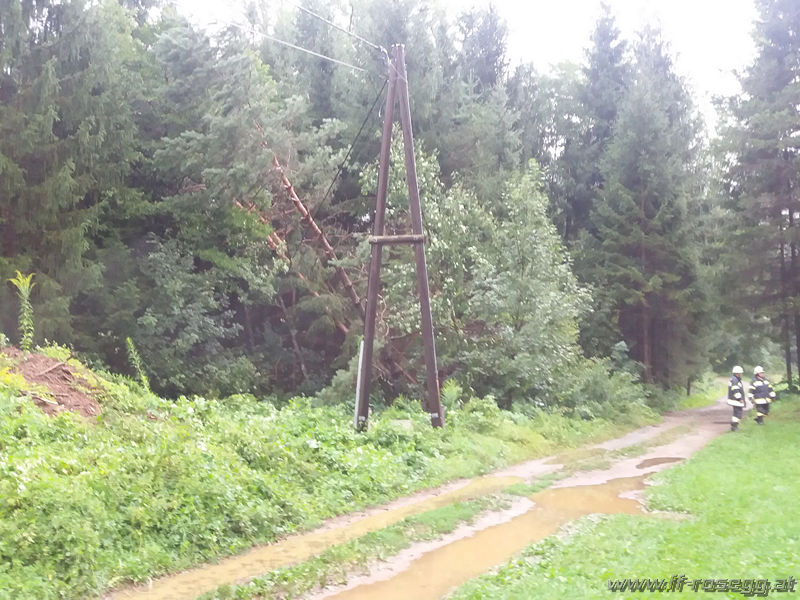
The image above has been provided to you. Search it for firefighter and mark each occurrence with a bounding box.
[749,365,776,425]
[728,365,746,432]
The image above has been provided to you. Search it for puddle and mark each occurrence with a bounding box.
[318,477,646,600]
[106,476,523,600]
[636,456,683,469]
[108,402,730,600]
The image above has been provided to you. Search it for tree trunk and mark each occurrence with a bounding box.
[639,214,652,382]
[278,296,308,385]
[243,304,255,352]
[641,302,652,383]
[2,204,16,257]
[788,201,800,380]
[779,226,793,388]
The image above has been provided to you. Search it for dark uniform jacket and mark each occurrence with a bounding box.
[727,375,745,407]
[749,376,776,404]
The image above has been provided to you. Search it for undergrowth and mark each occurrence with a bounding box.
[0,347,657,599]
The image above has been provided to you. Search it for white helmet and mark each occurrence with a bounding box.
[732,365,744,375]
[754,366,764,376]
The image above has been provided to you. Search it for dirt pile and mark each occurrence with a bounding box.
[2,347,101,418]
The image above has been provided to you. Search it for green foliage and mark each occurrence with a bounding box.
[544,5,631,244]
[125,337,150,392]
[0,0,725,401]
[553,357,655,421]
[0,0,140,344]
[359,135,588,406]
[718,0,800,386]
[582,29,708,387]
[440,379,465,412]
[0,356,655,599]
[35,340,72,363]
[8,271,35,351]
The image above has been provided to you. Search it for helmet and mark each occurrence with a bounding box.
[732,365,744,374]
[754,366,764,376]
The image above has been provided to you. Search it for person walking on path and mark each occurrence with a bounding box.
[728,365,746,432]
[748,365,776,425]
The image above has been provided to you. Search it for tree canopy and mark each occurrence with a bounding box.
[1,0,795,404]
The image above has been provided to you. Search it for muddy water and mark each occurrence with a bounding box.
[321,477,646,600]
[636,456,683,469]
[107,476,523,600]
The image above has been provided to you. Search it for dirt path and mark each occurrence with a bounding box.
[107,396,733,600]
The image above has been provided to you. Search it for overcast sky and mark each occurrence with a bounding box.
[174,0,759,125]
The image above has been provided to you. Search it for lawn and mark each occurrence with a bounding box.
[448,396,800,599]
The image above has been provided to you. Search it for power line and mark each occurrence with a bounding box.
[259,32,370,73]
[287,1,384,54]
[313,78,389,221]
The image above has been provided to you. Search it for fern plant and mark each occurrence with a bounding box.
[8,271,35,351]
[126,337,151,392]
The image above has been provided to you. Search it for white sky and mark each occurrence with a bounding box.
[174,0,759,127]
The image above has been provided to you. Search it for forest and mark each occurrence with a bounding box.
[2,0,799,411]
[3,1,800,599]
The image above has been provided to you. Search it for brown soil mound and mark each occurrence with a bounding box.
[2,347,101,418]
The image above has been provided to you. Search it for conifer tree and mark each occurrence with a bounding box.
[586,29,707,386]
[554,4,631,243]
[0,0,138,341]
[721,0,800,385]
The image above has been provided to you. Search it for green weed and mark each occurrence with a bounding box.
[506,473,565,496]
[8,271,35,351]
[125,337,150,392]
[681,374,725,409]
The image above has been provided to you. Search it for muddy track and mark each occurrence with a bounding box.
[107,396,733,600]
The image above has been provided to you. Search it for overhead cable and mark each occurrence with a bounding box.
[313,77,390,220]
[287,1,384,54]
[258,32,370,73]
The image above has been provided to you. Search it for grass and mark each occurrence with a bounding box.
[506,473,565,497]
[609,424,692,459]
[447,396,800,599]
[198,496,507,600]
[544,424,694,476]
[680,374,726,409]
[0,348,658,600]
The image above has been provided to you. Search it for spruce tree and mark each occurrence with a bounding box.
[0,0,138,341]
[554,4,631,244]
[586,28,707,386]
[721,0,800,385]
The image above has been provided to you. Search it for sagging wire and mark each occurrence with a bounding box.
[257,31,369,73]
[313,77,389,220]
[286,0,383,54]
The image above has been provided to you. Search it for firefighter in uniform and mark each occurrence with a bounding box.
[748,365,776,425]
[728,365,746,431]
